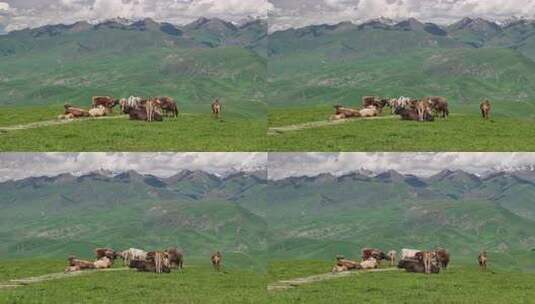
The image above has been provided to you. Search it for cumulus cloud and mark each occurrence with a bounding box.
[0,153,267,182]
[269,0,535,31]
[1,0,272,32]
[268,153,535,180]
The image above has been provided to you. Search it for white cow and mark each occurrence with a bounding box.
[89,105,107,117]
[401,248,420,260]
[360,257,378,269]
[120,96,144,113]
[120,248,148,266]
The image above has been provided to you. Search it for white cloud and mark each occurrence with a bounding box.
[269,0,535,31]
[0,153,267,182]
[268,153,535,180]
[2,0,271,32]
[0,2,8,10]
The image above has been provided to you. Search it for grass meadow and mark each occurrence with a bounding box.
[1,259,534,304]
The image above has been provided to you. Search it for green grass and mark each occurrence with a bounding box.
[267,106,535,151]
[0,108,267,151]
[1,259,534,303]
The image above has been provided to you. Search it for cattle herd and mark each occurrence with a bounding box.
[65,247,223,274]
[330,95,493,122]
[58,96,224,122]
[332,247,489,275]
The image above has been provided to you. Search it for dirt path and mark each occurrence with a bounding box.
[0,268,130,289]
[0,115,128,133]
[268,268,402,291]
[268,116,398,135]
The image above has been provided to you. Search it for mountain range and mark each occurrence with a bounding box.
[268,17,535,114]
[1,168,534,270]
[0,18,267,116]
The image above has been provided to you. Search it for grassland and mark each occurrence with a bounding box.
[0,105,267,151]
[267,105,535,151]
[1,259,534,303]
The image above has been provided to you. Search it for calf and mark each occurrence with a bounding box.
[480,100,491,119]
[211,251,222,272]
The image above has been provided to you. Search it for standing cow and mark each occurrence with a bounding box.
[361,248,388,262]
[478,251,488,271]
[424,96,449,119]
[435,248,450,269]
[480,100,491,119]
[166,248,184,270]
[387,250,397,266]
[212,99,222,119]
[92,96,119,113]
[156,97,179,118]
[211,251,222,272]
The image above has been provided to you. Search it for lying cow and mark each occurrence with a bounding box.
[166,248,184,270]
[332,256,362,273]
[64,104,90,118]
[89,105,107,118]
[395,106,434,122]
[125,106,163,122]
[94,257,113,269]
[398,258,440,274]
[360,257,378,270]
[359,106,379,117]
[331,105,361,120]
[65,256,96,272]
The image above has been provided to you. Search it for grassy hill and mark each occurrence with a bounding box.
[1,169,534,271]
[0,18,267,117]
[268,18,535,117]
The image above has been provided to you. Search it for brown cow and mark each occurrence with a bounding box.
[362,96,388,113]
[331,105,361,120]
[435,248,450,269]
[211,251,222,272]
[64,104,90,118]
[398,258,440,274]
[332,255,362,272]
[478,251,488,271]
[156,97,179,118]
[212,99,222,119]
[480,100,491,119]
[166,248,184,270]
[65,256,96,272]
[361,248,388,262]
[145,98,162,123]
[395,106,434,121]
[92,96,119,112]
[95,248,116,261]
[387,250,397,266]
[415,251,435,274]
[424,96,449,119]
[416,100,433,121]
